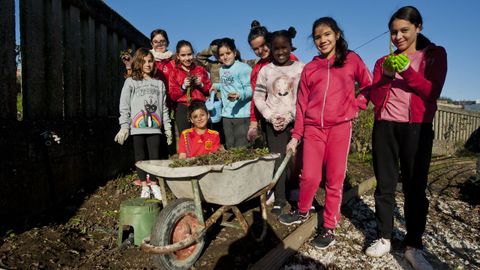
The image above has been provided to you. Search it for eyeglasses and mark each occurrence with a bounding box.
[152,40,167,45]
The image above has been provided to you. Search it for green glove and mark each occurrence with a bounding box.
[382,55,396,77]
[394,54,410,73]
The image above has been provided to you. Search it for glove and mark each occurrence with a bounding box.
[247,127,258,142]
[394,54,410,73]
[286,138,299,155]
[275,113,294,131]
[182,76,192,90]
[114,128,129,145]
[273,115,289,131]
[165,129,173,145]
[382,55,396,78]
[195,76,203,88]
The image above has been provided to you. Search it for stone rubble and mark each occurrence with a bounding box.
[283,192,479,270]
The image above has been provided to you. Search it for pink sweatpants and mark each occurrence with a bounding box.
[297,121,352,229]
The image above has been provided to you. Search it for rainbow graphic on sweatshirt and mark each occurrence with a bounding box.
[131,111,161,128]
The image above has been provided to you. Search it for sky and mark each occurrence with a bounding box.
[15,0,480,101]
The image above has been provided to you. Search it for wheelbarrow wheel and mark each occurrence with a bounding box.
[150,198,205,270]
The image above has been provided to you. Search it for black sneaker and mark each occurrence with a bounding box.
[311,228,336,249]
[278,209,309,225]
[271,201,286,216]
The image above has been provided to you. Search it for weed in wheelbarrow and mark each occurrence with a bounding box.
[169,147,270,168]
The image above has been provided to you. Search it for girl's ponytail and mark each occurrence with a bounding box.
[416,33,432,50]
[287,27,297,39]
[248,20,269,44]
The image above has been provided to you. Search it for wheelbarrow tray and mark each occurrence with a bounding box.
[136,153,280,205]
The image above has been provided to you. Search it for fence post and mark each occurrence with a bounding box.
[45,0,64,119]
[0,0,19,120]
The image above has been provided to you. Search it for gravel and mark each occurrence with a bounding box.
[283,189,479,270]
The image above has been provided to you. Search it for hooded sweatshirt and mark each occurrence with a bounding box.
[369,44,447,123]
[292,51,371,140]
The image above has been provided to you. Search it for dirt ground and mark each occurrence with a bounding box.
[1,155,477,269]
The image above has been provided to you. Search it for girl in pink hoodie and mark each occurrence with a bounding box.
[278,17,371,250]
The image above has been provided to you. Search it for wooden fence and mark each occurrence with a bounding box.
[433,104,480,155]
[0,0,150,223]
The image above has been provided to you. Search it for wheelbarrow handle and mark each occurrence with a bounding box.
[271,150,293,185]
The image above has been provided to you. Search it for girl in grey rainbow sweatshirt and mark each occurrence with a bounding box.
[115,48,171,201]
[119,77,171,135]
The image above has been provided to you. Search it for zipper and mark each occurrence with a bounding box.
[321,60,331,128]
[408,91,412,123]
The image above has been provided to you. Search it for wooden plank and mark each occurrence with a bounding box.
[82,16,96,118]
[61,0,150,47]
[45,0,64,119]
[95,23,108,117]
[110,32,121,116]
[252,177,377,270]
[250,215,317,270]
[0,0,17,120]
[21,0,47,120]
[106,31,115,116]
[63,5,82,118]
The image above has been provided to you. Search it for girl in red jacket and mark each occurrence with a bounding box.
[279,17,371,250]
[169,40,212,134]
[365,7,447,269]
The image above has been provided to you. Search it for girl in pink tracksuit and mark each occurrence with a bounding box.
[279,17,371,249]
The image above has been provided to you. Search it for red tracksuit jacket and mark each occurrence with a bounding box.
[168,63,212,105]
[292,51,372,140]
[369,44,447,123]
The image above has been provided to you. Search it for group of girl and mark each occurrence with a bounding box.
[114,6,447,270]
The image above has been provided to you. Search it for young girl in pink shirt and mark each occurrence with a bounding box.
[279,17,371,250]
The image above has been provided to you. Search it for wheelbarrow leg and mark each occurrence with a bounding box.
[190,178,205,226]
[231,206,249,234]
[250,192,268,242]
[157,177,168,207]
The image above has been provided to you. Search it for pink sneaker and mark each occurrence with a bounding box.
[133,179,152,186]
[133,174,153,186]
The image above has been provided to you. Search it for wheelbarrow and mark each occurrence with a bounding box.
[135,151,292,270]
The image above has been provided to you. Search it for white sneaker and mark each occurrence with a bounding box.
[405,247,433,270]
[150,184,162,200]
[140,186,151,198]
[365,238,391,257]
[266,191,275,206]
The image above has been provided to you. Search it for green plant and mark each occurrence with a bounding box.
[351,105,374,157]
[169,147,270,168]
[16,92,23,121]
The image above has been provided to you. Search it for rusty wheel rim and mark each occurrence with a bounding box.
[171,213,201,260]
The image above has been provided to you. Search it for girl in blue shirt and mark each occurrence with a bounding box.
[213,38,252,149]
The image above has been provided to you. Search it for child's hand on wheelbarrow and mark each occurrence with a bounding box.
[286,138,299,155]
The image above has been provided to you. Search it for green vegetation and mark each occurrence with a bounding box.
[169,147,270,168]
[16,92,23,121]
[351,105,374,158]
